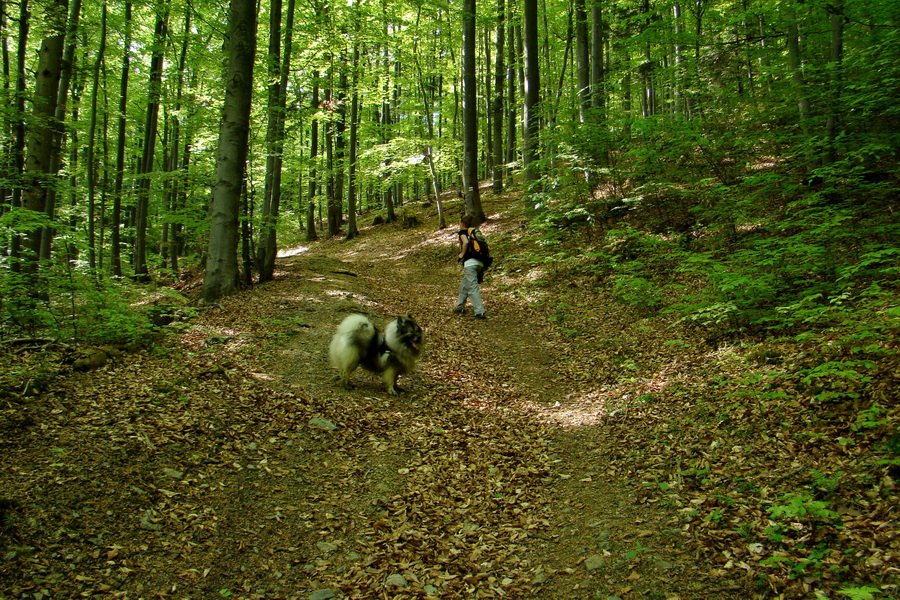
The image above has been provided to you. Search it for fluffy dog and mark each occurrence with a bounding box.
[329,314,424,394]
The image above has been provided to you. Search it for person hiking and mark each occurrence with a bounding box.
[453,214,487,319]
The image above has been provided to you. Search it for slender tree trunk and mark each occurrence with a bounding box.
[0,0,10,223]
[483,28,493,182]
[166,9,191,276]
[325,84,339,237]
[257,0,282,282]
[22,0,66,269]
[549,9,572,129]
[673,3,685,116]
[85,0,106,270]
[784,4,812,166]
[412,11,445,228]
[259,0,294,283]
[346,44,360,240]
[134,6,168,282]
[575,0,590,122]
[306,71,319,241]
[6,0,29,268]
[110,1,131,277]
[506,18,517,177]
[334,63,347,226]
[825,0,845,165]
[522,0,541,198]
[492,0,505,194]
[591,0,604,112]
[36,0,78,262]
[461,0,484,223]
[203,0,258,303]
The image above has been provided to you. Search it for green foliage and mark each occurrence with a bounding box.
[852,403,889,432]
[767,492,840,525]
[0,260,181,345]
[837,586,882,600]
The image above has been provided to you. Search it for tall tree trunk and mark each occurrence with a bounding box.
[825,0,845,165]
[22,0,67,270]
[575,0,590,122]
[39,0,80,261]
[134,6,168,282]
[306,71,319,241]
[461,0,484,223]
[506,19,517,177]
[673,2,685,116]
[0,0,11,223]
[483,28,493,182]
[492,0,505,194]
[166,9,192,276]
[591,0,604,112]
[522,0,541,199]
[203,0,258,303]
[259,0,294,283]
[257,0,282,281]
[346,44,360,240]
[333,62,347,227]
[325,84,339,237]
[110,1,131,277]
[6,0,29,268]
[412,10,445,228]
[85,0,106,270]
[784,3,812,167]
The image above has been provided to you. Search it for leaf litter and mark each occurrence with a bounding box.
[1,194,897,600]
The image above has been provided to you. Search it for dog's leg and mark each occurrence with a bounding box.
[337,357,360,390]
[382,366,400,395]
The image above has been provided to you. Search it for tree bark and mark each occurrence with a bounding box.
[492,0,505,194]
[825,0,845,165]
[110,1,131,277]
[134,6,168,282]
[522,0,541,198]
[346,44,360,240]
[462,0,484,223]
[259,0,295,283]
[6,0,30,268]
[784,3,812,166]
[575,0,590,122]
[22,0,67,268]
[85,0,106,270]
[203,0,258,303]
[306,71,319,241]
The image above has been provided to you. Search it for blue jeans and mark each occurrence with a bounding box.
[457,259,485,315]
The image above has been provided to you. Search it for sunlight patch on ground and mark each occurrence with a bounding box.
[278,245,310,258]
[536,367,679,428]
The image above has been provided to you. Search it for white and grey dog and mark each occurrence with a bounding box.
[329,314,424,394]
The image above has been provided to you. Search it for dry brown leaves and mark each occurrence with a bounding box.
[1,194,897,600]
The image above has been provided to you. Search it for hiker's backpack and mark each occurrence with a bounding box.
[466,227,494,268]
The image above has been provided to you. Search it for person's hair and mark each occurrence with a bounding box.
[460,214,475,228]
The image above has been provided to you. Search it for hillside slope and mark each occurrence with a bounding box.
[1,190,896,600]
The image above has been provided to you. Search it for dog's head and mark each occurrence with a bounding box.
[393,315,424,354]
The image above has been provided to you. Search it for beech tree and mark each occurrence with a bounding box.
[0,0,894,317]
[202,0,258,303]
[461,0,484,223]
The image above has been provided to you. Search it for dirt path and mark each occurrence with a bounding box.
[0,199,750,600]
[246,200,742,599]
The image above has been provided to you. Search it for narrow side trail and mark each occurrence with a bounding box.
[253,197,745,600]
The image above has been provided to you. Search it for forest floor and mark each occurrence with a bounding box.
[1,191,897,600]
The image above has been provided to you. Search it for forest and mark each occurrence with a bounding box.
[1,0,899,598]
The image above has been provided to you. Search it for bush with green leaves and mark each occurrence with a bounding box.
[0,259,182,346]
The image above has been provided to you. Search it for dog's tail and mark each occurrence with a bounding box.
[329,314,377,385]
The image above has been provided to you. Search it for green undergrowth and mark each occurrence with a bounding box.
[489,160,899,597]
[0,259,194,346]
